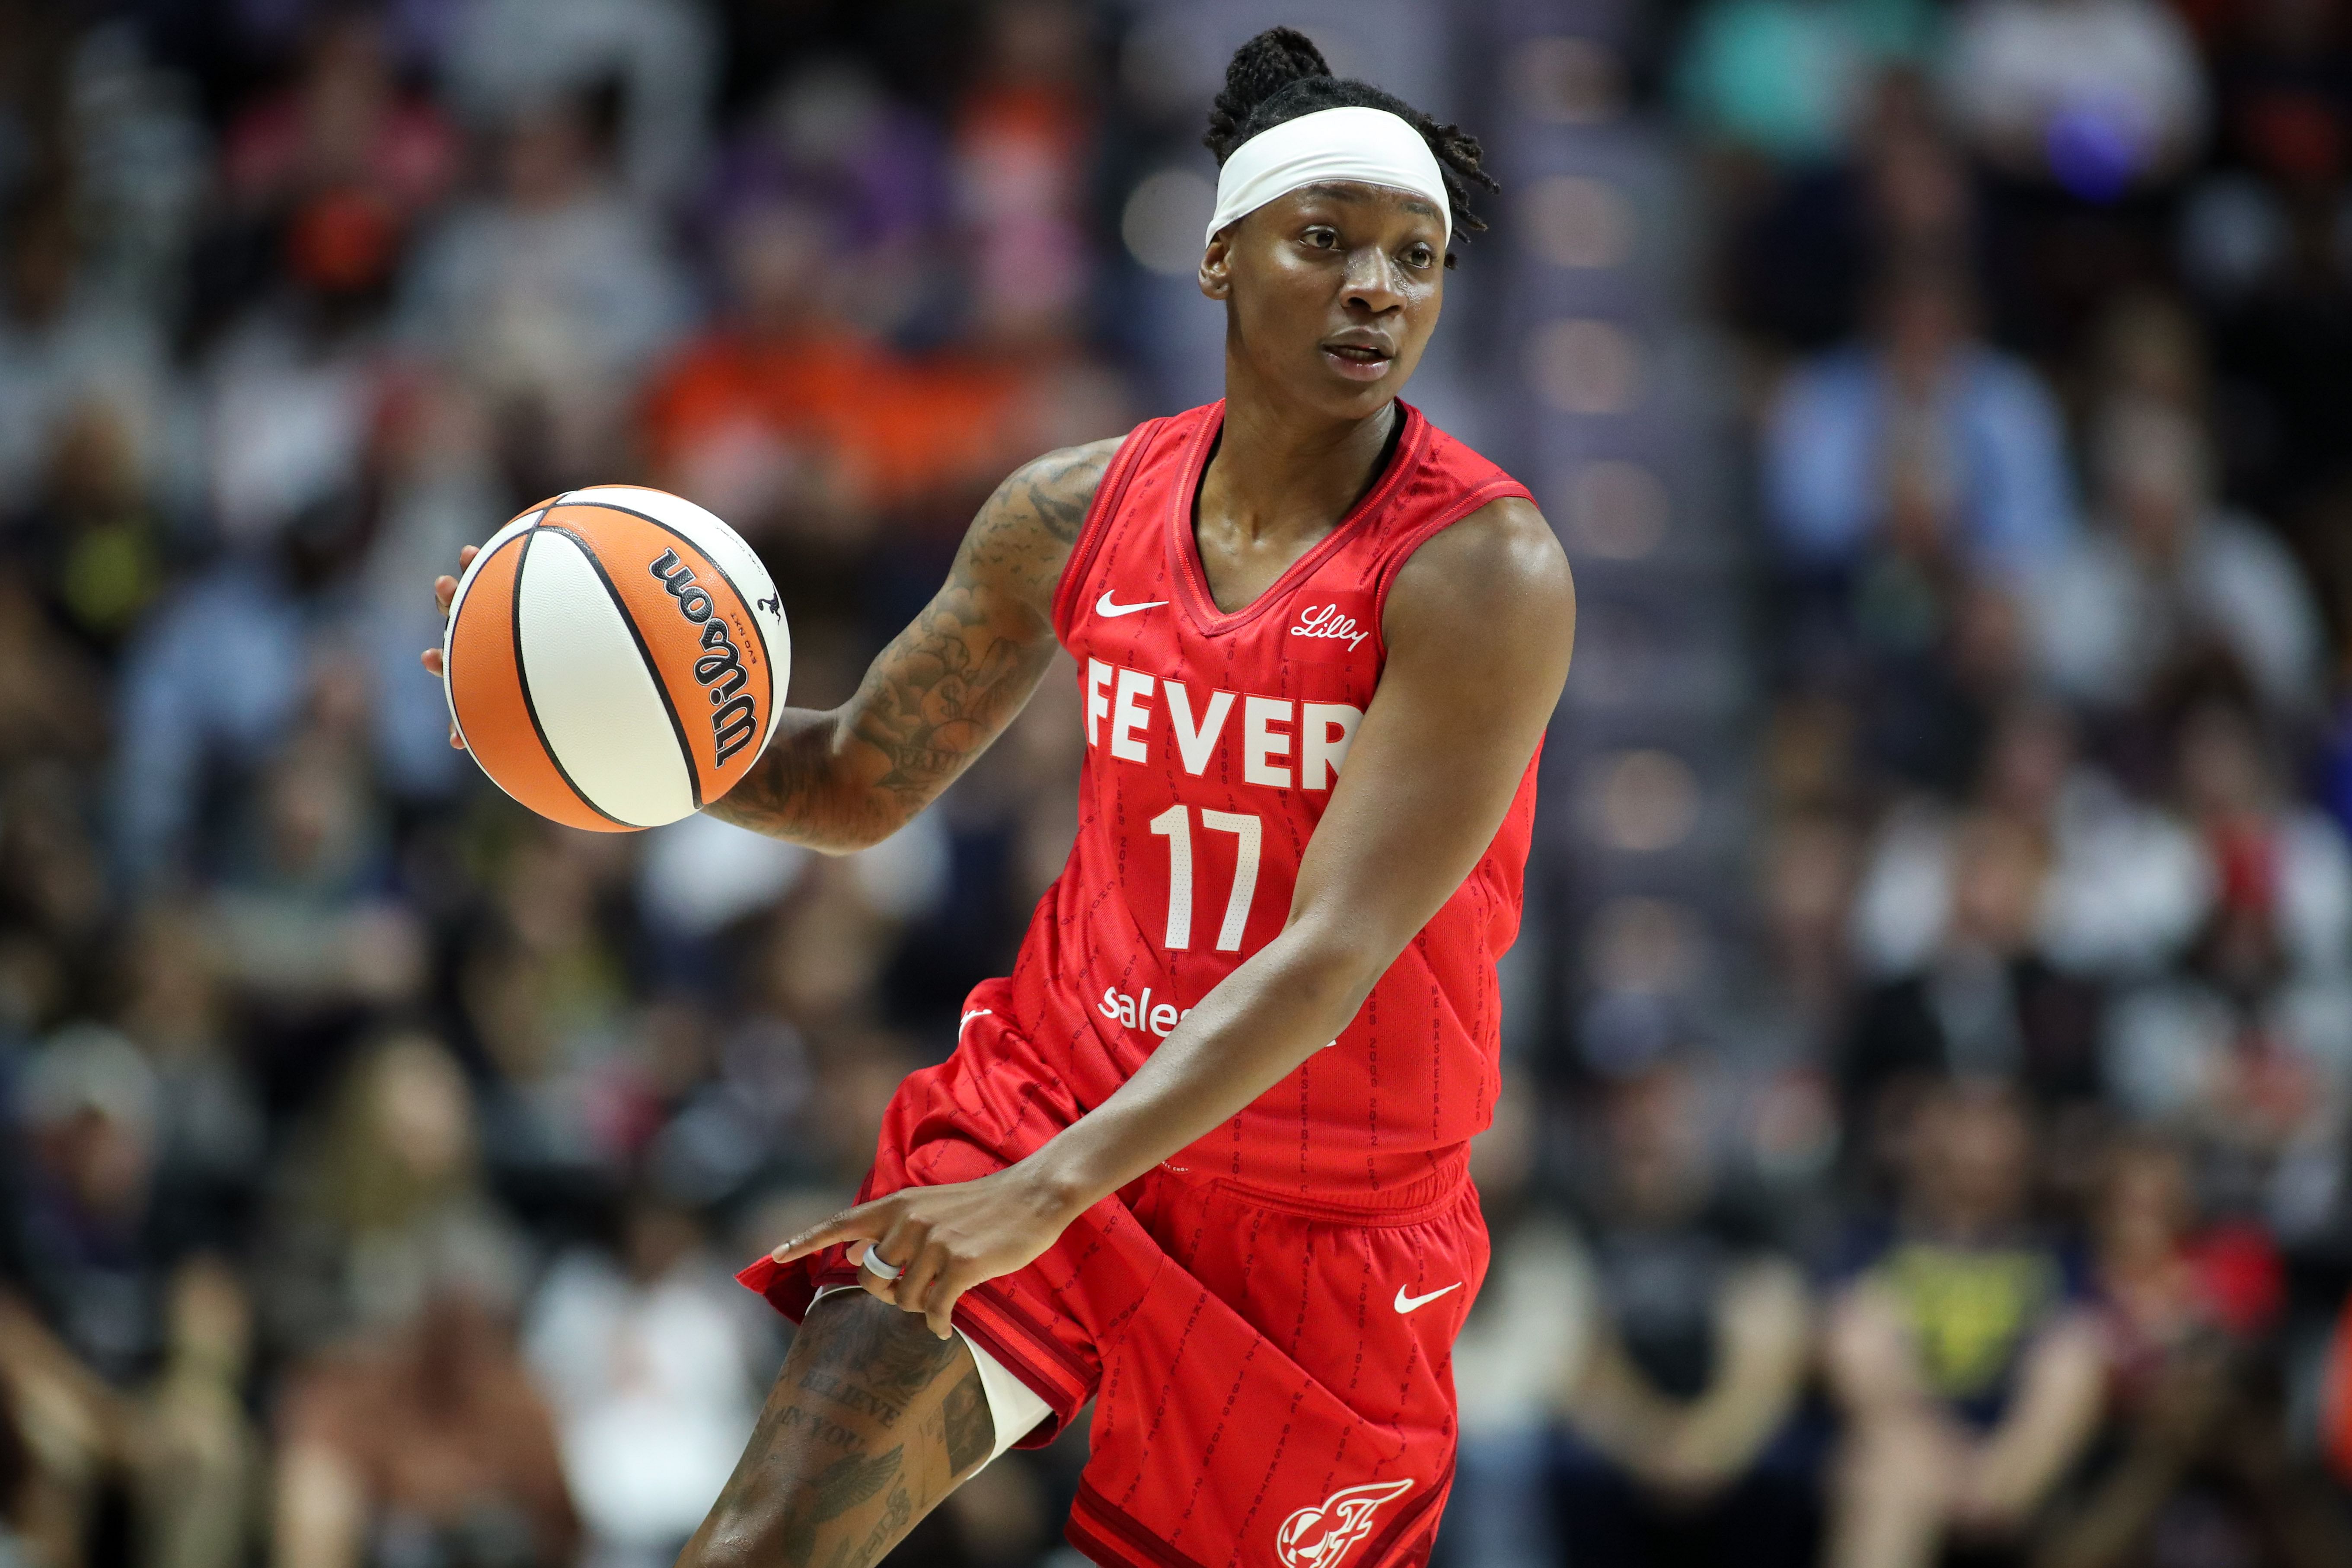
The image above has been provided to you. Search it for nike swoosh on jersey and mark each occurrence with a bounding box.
[1393,1282,1463,1314]
[1095,592,1167,618]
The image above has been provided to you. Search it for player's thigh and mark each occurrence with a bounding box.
[678,1290,995,1568]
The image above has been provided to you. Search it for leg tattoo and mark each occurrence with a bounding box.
[677,1293,1000,1568]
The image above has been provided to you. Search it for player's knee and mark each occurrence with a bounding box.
[675,1522,756,1568]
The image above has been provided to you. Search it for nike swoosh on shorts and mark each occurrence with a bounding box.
[1393,1282,1462,1314]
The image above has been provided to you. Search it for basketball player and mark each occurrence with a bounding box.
[424,27,1572,1568]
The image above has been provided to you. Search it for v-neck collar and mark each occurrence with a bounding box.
[1167,399,1424,638]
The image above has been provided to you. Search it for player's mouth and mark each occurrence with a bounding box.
[1321,337,1395,382]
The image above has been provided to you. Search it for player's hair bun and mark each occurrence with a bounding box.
[1206,27,1333,163]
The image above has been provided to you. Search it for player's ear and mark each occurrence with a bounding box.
[1199,233,1233,301]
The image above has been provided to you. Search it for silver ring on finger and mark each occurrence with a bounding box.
[862,1246,906,1283]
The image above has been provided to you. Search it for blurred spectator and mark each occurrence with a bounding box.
[1726,810,1862,1070]
[2195,183,2352,521]
[213,10,459,323]
[702,57,947,331]
[1676,0,1938,166]
[0,763,108,968]
[10,1028,179,1383]
[1442,1083,1586,1568]
[2196,0,2352,193]
[1763,261,2080,581]
[1551,1063,1817,1568]
[459,827,643,1207]
[207,693,427,1044]
[0,567,98,770]
[2033,1134,2349,1567]
[1844,810,2108,1138]
[2029,402,2326,721]
[109,542,309,891]
[442,0,718,205]
[1823,1080,2106,1567]
[261,1034,523,1354]
[2101,701,2352,1209]
[16,400,166,657]
[639,198,901,545]
[354,377,505,801]
[111,907,265,1252]
[1942,0,2209,199]
[1725,68,1979,351]
[2,1027,258,1568]
[2084,1136,2283,1423]
[399,88,695,485]
[953,0,1098,348]
[0,192,167,507]
[223,14,459,217]
[523,1188,770,1568]
[273,1229,577,1568]
[1851,700,2209,984]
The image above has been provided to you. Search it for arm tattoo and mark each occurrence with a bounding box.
[708,438,1119,850]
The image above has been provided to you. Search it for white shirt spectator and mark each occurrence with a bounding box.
[441,0,718,204]
[0,297,166,501]
[1942,0,2208,187]
[400,188,696,404]
[1851,779,2212,979]
[525,1244,769,1568]
[2030,511,2326,718]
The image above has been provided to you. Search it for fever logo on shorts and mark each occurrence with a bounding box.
[1273,1479,1413,1567]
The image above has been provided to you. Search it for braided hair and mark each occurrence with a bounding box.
[1202,27,1498,268]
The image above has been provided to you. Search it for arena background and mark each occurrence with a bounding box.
[7,1,2352,1565]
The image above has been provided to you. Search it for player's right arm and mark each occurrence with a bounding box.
[422,438,1119,853]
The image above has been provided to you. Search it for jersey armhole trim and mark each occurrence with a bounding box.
[1050,422,1157,644]
[1366,477,1538,666]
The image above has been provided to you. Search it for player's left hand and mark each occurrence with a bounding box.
[418,543,480,749]
[767,1167,1081,1339]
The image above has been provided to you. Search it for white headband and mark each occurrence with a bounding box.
[1205,105,1451,250]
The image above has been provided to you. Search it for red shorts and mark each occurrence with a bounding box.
[738,981,1489,1568]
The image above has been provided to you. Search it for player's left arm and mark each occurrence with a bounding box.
[771,495,1574,1337]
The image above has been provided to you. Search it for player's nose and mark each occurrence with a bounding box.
[1339,245,1406,314]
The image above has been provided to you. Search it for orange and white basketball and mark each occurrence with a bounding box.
[441,486,789,831]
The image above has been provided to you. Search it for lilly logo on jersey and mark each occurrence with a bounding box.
[1289,602,1370,651]
[1274,1479,1413,1568]
[650,548,760,765]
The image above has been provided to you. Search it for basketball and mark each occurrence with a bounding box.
[440,485,789,831]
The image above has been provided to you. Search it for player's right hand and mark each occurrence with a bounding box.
[418,544,479,749]
[769,1166,1082,1340]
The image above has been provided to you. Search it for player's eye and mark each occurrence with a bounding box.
[1403,244,1436,269]
[1303,227,1340,250]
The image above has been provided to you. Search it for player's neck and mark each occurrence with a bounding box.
[1200,393,1400,548]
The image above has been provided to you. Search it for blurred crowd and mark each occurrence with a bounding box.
[0,2,1127,1565]
[1441,2,2352,1567]
[12,3,2352,1568]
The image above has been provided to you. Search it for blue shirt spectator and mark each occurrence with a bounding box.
[111,557,308,890]
[1763,266,2081,576]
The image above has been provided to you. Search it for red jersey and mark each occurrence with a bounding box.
[1004,399,1541,1201]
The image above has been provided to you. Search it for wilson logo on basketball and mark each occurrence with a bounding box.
[1273,1479,1411,1567]
[651,548,760,765]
